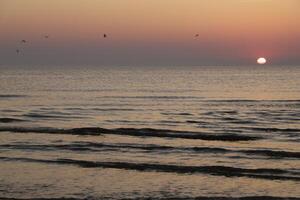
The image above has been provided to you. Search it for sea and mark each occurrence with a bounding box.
[0,65,299,199]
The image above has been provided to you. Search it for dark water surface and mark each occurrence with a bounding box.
[0,66,299,199]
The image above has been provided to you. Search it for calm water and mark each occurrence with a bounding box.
[0,66,299,199]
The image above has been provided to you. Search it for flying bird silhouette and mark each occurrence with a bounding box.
[195,34,199,37]
[16,49,20,54]
[44,35,49,39]
[103,34,107,38]
[21,40,27,43]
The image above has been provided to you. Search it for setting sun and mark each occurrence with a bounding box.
[257,57,267,65]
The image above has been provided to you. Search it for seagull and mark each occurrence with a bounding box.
[21,40,27,43]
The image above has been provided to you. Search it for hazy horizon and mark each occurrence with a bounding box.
[1,0,300,66]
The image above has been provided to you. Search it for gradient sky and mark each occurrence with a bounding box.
[0,0,300,66]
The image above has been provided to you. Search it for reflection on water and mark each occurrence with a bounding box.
[0,66,300,199]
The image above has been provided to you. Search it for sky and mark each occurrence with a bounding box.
[0,0,300,66]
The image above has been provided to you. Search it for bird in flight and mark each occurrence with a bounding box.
[44,35,49,39]
[16,49,20,54]
[21,40,27,43]
[195,34,199,37]
[103,34,107,38]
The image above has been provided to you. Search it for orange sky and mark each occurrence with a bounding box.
[1,0,300,65]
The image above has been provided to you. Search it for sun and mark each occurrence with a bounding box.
[257,57,267,65]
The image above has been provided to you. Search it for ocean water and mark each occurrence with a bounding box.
[0,66,299,199]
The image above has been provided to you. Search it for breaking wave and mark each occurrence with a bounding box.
[1,156,299,181]
[1,142,299,159]
[0,126,261,141]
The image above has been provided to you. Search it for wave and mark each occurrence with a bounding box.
[248,127,300,133]
[0,109,20,113]
[96,95,204,100]
[0,196,299,200]
[241,149,300,159]
[1,156,299,181]
[0,127,261,141]
[63,107,142,112]
[2,142,299,159]
[217,117,258,125]
[67,127,261,141]
[93,108,142,111]
[186,120,208,124]
[162,112,193,116]
[23,113,87,119]
[0,118,25,123]
[0,94,28,98]
[0,198,83,200]
[207,100,300,103]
